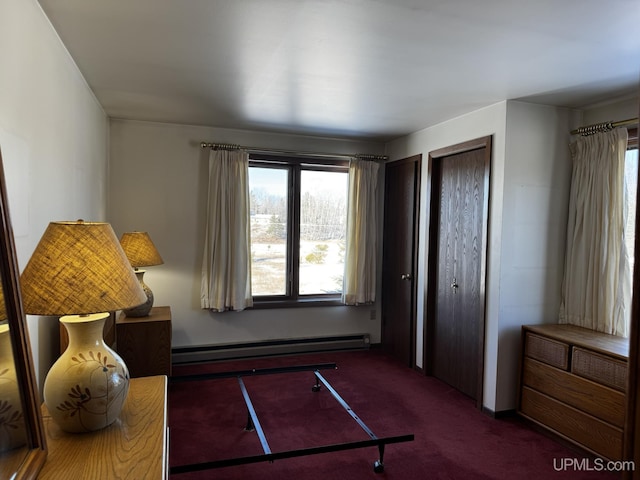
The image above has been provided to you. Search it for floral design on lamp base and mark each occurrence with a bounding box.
[44,313,129,433]
[0,324,26,451]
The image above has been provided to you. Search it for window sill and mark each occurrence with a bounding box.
[251,297,344,309]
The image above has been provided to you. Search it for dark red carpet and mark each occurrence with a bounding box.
[168,349,620,479]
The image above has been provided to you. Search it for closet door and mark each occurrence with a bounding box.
[427,137,490,403]
[381,155,421,367]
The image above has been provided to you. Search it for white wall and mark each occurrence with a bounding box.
[0,0,109,390]
[580,94,638,126]
[495,101,575,410]
[386,100,575,412]
[108,119,385,349]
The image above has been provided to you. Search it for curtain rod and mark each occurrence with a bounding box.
[570,117,638,136]
[200,142,387,161]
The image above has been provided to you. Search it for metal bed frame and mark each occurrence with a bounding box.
[170,363,414,475]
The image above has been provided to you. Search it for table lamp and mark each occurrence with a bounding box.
[20,220,146,433]
[119,231,164,317]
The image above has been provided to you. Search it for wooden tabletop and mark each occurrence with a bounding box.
[523,324,629,360]
[117,305,171,324]
[38,375,168,479]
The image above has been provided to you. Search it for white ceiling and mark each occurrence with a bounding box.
[38,0,640,142]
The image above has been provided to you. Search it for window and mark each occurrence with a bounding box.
[625,147,638,269]
[625,128,639,277]
[248,155,348,305]
[624,127,638,334]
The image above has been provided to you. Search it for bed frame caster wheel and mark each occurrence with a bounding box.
[374,460,384,473]
[311,384,321,392]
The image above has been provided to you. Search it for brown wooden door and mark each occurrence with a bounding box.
[427,137,490,403]
[382,155,421,367]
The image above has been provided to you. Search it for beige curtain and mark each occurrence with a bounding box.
[559,128,630,336]
[343,158,379,305]
[201,149,253,311]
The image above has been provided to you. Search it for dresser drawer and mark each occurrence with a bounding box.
[522,357,625,427]
[572,347,627,392]
[520,387,623,461]
[524,333,569,370]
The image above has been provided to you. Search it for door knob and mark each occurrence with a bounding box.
[401,273,412,281]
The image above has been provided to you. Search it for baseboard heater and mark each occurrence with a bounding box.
[172,334,370,365]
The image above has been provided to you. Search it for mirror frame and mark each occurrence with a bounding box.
[0,148,47,478]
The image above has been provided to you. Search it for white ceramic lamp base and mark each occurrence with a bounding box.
[44,312,129,433]
[123,270,153,317]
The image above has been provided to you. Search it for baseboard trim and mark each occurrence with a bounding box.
[172,334,371,365]
[482,407,517,419]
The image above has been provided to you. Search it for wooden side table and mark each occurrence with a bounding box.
[38,375,168,479]
[116,306,172,378]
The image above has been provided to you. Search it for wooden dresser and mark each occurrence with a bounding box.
[38,375,168,479]
[518,324,628,461]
